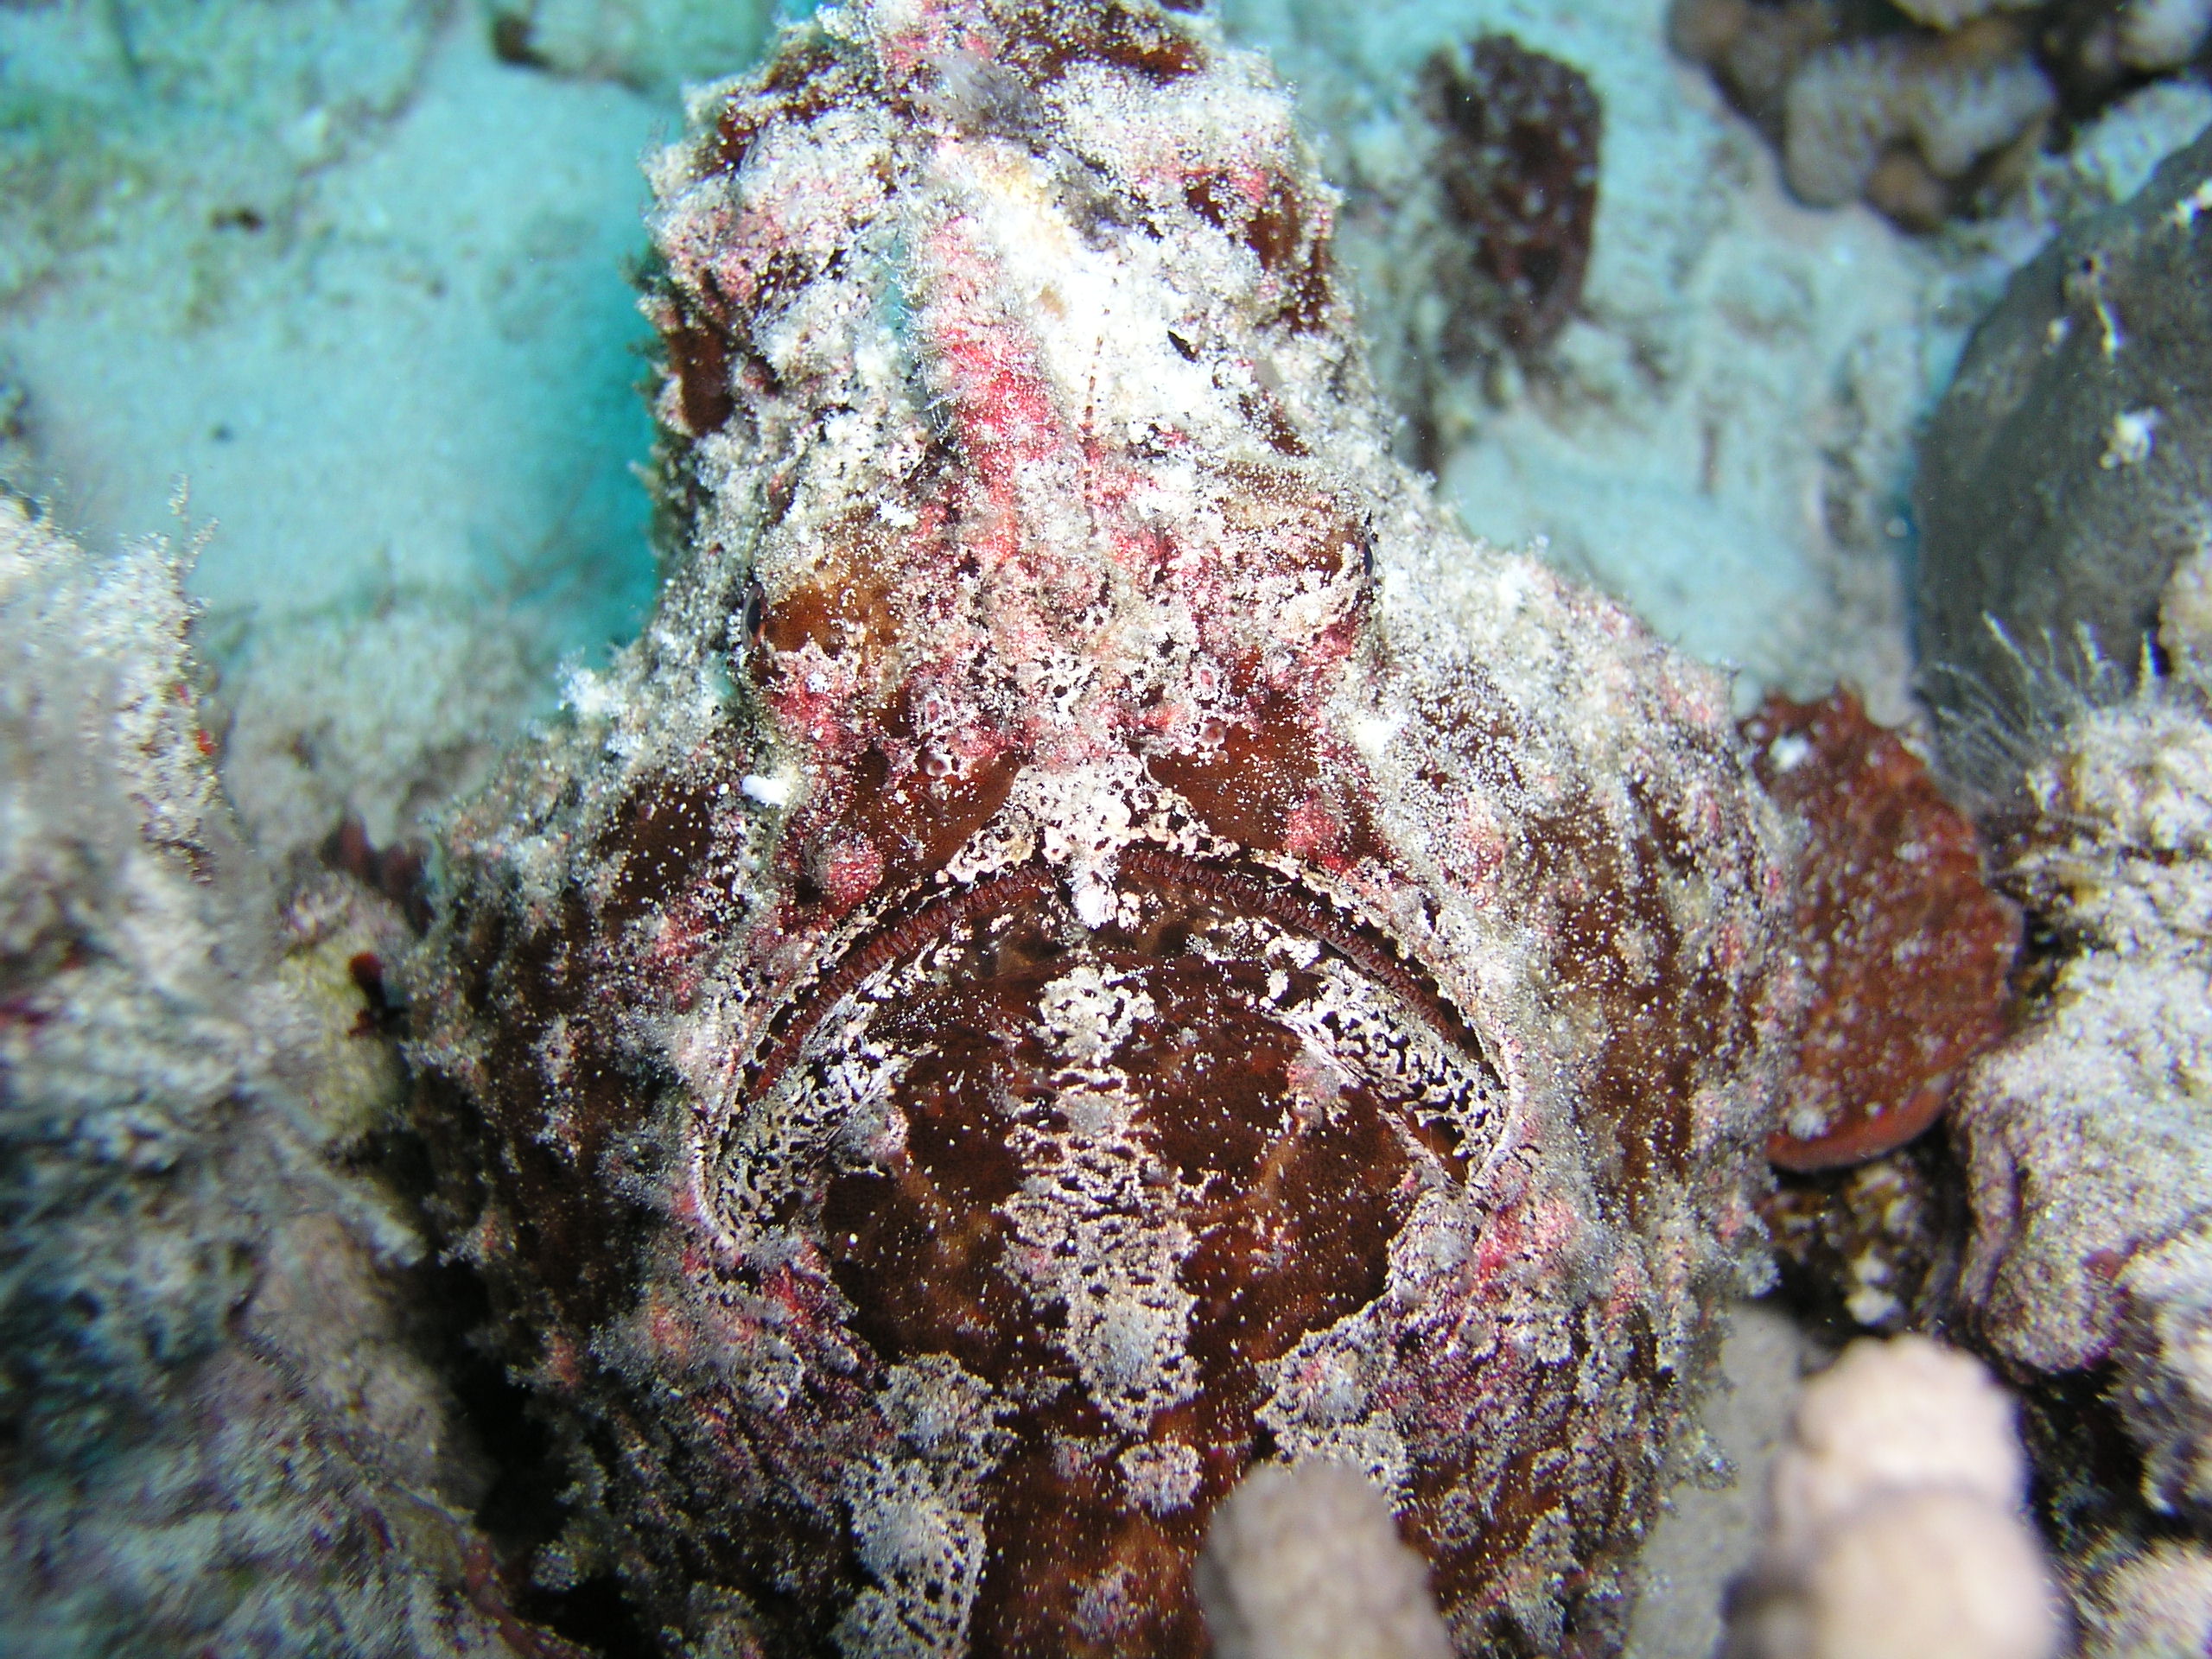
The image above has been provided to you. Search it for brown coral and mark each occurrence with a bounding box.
[1743,690,2018,1172]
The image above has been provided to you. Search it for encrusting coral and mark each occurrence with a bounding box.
[1932,546,2212,1620]
[404,2,1813,1654]
[1951,605,2212,1389]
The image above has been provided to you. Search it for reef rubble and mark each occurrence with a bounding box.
[1671,0,2212,229]
[0,495,555,1656]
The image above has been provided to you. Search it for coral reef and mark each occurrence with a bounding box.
[1892,103,2212,1599]
[406,2,1805,1654]
[1915,124,2212,792]
[1671,0,2212,229]
[1741,690,2018,1171]
[216,600,541,872]
[1196,1459,1453,1659]
[2082,1538,2212,1657]
[0,494,537,1656]
[1721,1335,2061,1659]
[1939,550,2212,1621]
[1943,683,2212,1617]
[1236,0,1938,713]
[1670,0,2055,228]
[1951,669,2212,1389]
[1761,1136,1963,1333]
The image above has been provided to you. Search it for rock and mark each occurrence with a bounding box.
[1913,127,2212,794]
[1942,567,2212,1618]
[2084,1539,2212,1658]
[1951,688,2212,1376]
[0,493,537,1656]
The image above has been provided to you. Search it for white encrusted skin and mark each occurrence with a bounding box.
[410,4,1800,1655]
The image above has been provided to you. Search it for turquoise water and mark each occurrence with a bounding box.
[0,0,712,680]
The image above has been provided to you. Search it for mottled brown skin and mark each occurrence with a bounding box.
[408,5,1796,1656]
[1745,690,2018,1171]
[811,859,1466,1655]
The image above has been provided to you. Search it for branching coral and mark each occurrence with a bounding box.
[1781,32,2055,221]
[1671,0,2212,227]
[1723,1336,2061,1659]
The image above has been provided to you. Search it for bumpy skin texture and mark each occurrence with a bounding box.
[408,4,1797,1655]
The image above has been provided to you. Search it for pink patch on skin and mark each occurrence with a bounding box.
[1282,798,1345,865]
[817,835,886,911]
